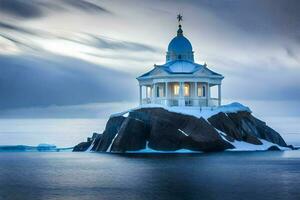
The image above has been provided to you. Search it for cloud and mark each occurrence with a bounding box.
[61,0,111,13]
[0,53,137,110]
[84,34,160,53]
[0,22,37,35]
[0,0,111,20]
[185,0,300,39]
[0,0,44,19]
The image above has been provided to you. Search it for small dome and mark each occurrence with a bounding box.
[166,25,194,62]
[168,35,193,53]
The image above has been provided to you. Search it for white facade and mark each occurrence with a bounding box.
[137,22,223,107]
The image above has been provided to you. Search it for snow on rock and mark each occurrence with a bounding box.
[111,102,251,120]
[85,140,95,152]
[178,129,189,136]
[218,131,290,151]
[107,133,118,152]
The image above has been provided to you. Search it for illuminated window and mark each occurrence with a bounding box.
[184,83,190,96]
[173,84,179,96]
[197,84,206,97]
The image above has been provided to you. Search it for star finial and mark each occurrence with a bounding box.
[177,14,183,25]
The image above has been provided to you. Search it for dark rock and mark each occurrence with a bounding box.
[209,111,287,147]
[111,117,150,152]
[91,133,103,151]
[208,112,243,140]
[243,134,262,145]
[94,116,125,152]
[73,141,92,152]
[74,107,289,153]
[267,146,281,151]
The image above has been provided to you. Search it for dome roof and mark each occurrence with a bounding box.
[168,35,193,53]
[166,25,194,62]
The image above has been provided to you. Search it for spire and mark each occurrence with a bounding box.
[177,14,183,36]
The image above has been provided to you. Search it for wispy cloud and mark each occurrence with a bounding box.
[0,0,44,19]
[0,0,111,19]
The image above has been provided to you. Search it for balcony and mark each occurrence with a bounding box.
[141,97,220,107]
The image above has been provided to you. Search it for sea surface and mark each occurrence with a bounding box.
[1,151,300,200]
[0,118,107,147]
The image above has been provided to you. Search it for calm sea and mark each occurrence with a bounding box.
[1,151,300,200]
[0,118,107,147]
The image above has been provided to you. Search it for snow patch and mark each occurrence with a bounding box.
[85,140,95,152]
[111,102,250,119]
[218,131,290,151]
[107,133,118,152]
[178,129,189,136]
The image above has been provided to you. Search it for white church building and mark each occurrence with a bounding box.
[137,16,223,107]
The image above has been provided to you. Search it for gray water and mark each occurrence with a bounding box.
[1,151,300,200]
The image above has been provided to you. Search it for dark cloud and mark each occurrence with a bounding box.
[0,0,111,19]
[187,0,300,38]
[0,0,43,19]
[0,54,136,110]
[61,0,111,13]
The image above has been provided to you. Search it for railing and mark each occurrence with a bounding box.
[209,98,219,107]
[141,97,220,107]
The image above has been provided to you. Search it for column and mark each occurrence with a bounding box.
[194,82,198,106]
[139,85,142,105]
[153,83,156,104]
[206,83,210,106]
[165,82,169,106]
[145,86,148,99]
[179,82,185,106]
[218,84,221,106]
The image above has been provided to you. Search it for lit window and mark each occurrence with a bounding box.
[173,84,179,96]
[197,84,206,97]
[184,83,190,96]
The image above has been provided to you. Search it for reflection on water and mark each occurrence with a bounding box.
[1,151,300,200]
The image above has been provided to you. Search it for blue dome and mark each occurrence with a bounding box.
[166,25,194,62]
[168,35,193,53]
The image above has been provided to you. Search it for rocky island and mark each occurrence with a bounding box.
[74,103,292,153]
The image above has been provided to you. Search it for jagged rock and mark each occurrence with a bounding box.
[94,116,125,152]
[208,112,243,140]
[73,141,92,152]
[208,111,286,147]
[267,146,281,151]
[74,107,290,153]
[111,117,150,152]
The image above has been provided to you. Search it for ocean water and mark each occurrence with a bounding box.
[0,118,107,147]
[1,151,300,200]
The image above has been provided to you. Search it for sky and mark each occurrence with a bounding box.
[0,0,300,118]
